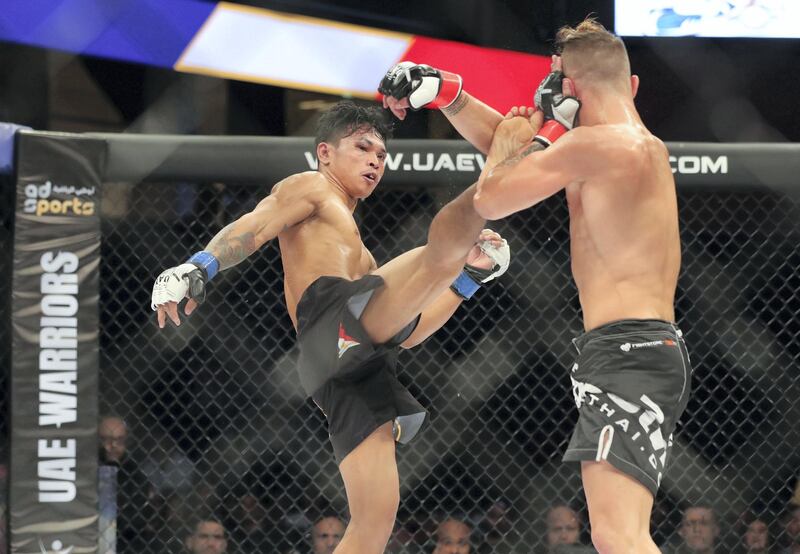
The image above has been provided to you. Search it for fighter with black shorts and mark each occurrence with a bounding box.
[150,101,511,554]
[380,17,693,554]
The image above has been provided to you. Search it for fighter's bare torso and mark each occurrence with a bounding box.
[565,124,680,331]
[274,171,376,329]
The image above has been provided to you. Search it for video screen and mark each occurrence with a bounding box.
[615,1,800,38]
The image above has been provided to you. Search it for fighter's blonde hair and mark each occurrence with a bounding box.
[555,18,631,90]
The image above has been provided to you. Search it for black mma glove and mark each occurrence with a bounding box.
[533,70,581,147]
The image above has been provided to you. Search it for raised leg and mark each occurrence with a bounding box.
[359,183,485,343]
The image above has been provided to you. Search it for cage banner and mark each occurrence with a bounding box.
[10,133,104,553]
[94,134,800,189]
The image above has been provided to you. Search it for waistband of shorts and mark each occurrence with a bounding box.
[573,318,682,350]
[295,274,385,335]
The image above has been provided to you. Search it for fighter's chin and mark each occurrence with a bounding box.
[353,177,379,197]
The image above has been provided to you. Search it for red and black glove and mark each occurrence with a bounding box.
[533,70,581,147]
[379,61,463,110]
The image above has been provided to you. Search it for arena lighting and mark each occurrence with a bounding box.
[0,0,551,112]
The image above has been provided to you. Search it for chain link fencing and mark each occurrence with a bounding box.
[97,179,800,553]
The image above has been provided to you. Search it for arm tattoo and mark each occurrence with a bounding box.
[206,223,257,270]
[494,141,546,170]
[441,93,469,116]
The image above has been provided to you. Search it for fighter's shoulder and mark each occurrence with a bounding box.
[565,125,657,161]
[270,171,331,201]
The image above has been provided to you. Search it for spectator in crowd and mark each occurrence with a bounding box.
[736,511,772,553]
[310,514,346,554]
[544,504,594,553]
[99,416,129,464]
[98,415,153,552]
[185,518,228,554]
[432,516,471,554]
[780,505,800,554]
[546,505,580,549]
[674,505,720,554]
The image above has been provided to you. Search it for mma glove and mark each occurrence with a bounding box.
[150,251,219,310]
[533,70,581,147]
[378,61,463,110]
[450,234,511,300]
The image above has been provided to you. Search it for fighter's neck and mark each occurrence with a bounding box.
[578,96,642,127]
[318,169,358,212]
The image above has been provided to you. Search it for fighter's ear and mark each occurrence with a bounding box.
[563,77,577,98]
[631,75,640,99]
[317,141,333,165]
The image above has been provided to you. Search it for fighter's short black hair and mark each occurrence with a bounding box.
[314,101,393,148]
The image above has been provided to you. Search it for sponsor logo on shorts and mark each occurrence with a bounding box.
[337,323,360,358]
[620,339,676,352]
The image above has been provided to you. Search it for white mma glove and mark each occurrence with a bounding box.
[378,61,463,110]
[450,231,511,300]
[151,263,207,310]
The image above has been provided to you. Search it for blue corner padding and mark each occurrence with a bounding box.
[0,122,31,175]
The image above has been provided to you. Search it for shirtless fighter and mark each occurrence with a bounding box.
[380,19,692,554]
[150,101,510,554]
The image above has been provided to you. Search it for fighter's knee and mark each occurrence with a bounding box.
[419,243,466,277]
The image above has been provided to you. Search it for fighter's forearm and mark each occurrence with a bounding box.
[399,289,463,349]
[204,222,257,271]
[477,140,546,195]
[441,92,504,155]
[492,141,547,170]
[475,141,550,220]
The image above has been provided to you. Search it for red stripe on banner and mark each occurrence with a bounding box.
[388,36,552,113]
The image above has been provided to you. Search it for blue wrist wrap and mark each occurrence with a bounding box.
[450,271,481,300]
[187,251,219,281]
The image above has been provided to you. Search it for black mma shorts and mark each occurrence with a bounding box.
[296,275,427,463]
[562,319,692,496]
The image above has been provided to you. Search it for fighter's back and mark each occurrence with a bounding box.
[565,123,680,330]
[275,171,377,328]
